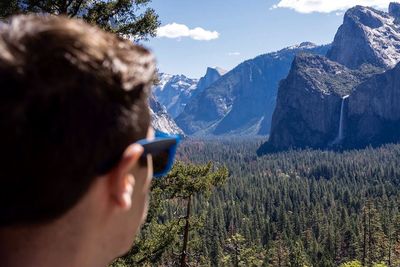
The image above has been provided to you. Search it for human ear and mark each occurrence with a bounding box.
[109,144,144,210]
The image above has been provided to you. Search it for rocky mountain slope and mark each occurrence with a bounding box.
[149,94,184,135]
[346,61,400,148]
[153,74,198,118]
[259,54,382,152]
[153,67,225,118]
[176,42,330,136]
[327,4,400,69]
[259,3,400,154]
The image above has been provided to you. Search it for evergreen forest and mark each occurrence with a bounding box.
[112,138,400,267]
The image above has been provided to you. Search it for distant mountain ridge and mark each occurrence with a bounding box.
[176,42,330,136]
[153,74,198,118]
[149,95,184,135]
[153,67,225,118]
[259,2,400,154]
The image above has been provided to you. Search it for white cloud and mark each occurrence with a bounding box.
[271,0,392,14]
[228,52,241,56]
[157,23,219,41]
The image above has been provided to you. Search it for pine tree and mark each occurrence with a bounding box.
[360,200,388,266]
[0,0,160,41]
[157,161,228,266]
[268,234,290,267]
[221,233,265,267]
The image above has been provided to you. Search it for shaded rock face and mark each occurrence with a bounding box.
[389,2,400,23]
[153,74,198,118]
[176,43,330,136]
[258,4,400,154]
[346,62,400,147]
[327,5,400,69]
[149,95,184,136]
[195,67,226,96]
[260,54,382,153]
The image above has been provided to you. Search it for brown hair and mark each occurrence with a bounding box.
[0,15,156,226]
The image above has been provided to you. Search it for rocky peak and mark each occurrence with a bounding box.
[195,66,226,95]
[327,5,400,69]
[299,41,317,48]
[210,66,227,76]
[168,74,195,85]
[346,6,387,29]
[205,66,226,79]
[285,42,317,51]
[389,2,400,23]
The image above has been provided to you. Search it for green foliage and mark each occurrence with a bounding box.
[339,260,362,267]
[221,233,266,267]
[175,139,400,267]
[154,161,228,200]
[0,0,160,41]
[112,139,400,266]
[111,161,228,266]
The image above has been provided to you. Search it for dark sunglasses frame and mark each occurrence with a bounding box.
[95,131,180,178]
[135,131,180,178]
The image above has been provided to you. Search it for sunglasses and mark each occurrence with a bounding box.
[96,131,180,178]
[136,131,180,178]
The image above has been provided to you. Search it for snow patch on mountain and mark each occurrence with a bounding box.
[153,74,198,118]
[286,42,318,50]
[153,67,226,118]
[149,95,184,135]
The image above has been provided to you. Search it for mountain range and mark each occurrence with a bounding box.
[153,2,400,152]
[153,67,226,118]
[151,67,226,135]
[258,2,400,153]
[176,42,330,136]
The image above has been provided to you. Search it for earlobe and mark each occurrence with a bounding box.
[120,174,135,210]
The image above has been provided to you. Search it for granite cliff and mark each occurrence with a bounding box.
[327,4,400,69]
[259,3,400,154]
[259,54,381,152]
[346,61,400,148]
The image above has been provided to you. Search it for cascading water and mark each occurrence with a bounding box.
[333,95,349,144]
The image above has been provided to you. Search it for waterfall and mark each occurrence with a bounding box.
[333,95,349,144]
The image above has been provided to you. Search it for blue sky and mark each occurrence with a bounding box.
[144,0,392,78]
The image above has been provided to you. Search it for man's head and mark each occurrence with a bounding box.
[0,14,156,262]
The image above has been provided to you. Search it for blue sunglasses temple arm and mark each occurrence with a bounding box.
[136,134,180,178]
